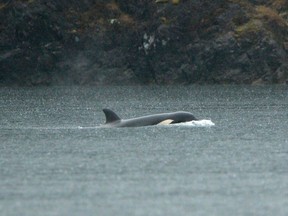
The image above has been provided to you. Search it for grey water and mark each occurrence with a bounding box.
[0,85,287,216]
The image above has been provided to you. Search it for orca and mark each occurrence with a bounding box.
[102,108,198,127]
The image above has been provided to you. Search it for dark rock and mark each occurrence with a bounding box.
[0,0,287,85]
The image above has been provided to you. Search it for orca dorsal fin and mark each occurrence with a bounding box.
[103,108,121,123]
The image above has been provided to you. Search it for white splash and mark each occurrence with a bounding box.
[172,119,215,127]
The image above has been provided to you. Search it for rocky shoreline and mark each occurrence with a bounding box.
[1,0,287,86]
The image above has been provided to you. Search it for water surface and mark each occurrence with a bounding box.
[0,85,287,216]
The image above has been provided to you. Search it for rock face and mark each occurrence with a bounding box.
[0,0,287,85]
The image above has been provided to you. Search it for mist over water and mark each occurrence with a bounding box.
[0,85,288,216]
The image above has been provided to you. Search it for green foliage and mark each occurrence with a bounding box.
[232,1,288,43]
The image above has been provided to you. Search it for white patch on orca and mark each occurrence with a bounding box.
[157,119,174,125]
[172,119,215,127]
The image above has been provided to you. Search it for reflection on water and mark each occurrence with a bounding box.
[0,85,287,216]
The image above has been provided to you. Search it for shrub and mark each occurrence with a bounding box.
[256,5,287,27]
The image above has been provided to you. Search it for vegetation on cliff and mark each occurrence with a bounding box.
[0,0,287,85]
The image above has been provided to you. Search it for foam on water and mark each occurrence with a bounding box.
[172,119,215,127]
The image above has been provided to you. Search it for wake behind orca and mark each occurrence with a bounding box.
[102,108,199,128]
